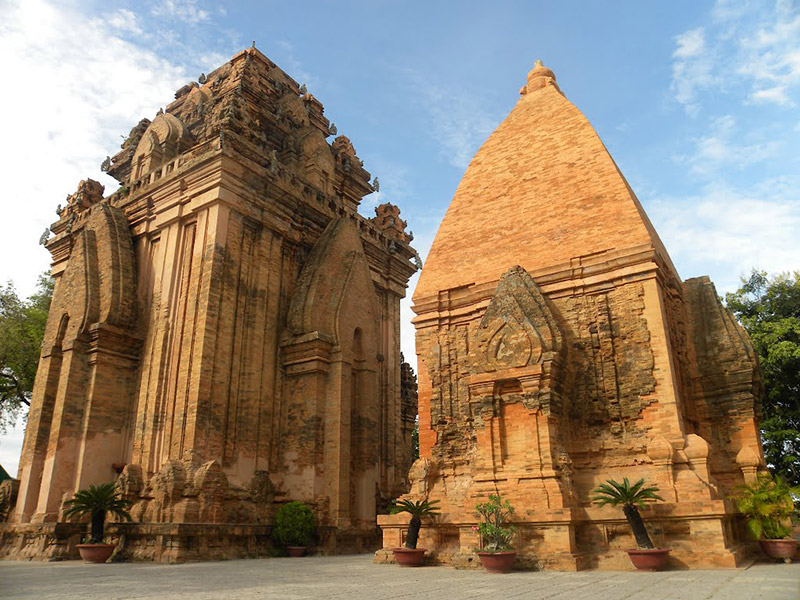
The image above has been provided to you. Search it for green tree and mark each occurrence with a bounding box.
[0,274,53,433]
[726,270,800,485]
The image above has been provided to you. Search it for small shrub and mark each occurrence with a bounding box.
[272,501,315,547]
[475,494,515,553]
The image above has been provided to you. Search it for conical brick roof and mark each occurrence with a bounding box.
[415,61,677,301]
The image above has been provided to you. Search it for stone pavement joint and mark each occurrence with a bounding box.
[1,555,798,599]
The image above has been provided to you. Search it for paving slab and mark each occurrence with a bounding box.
[1,555,798,600]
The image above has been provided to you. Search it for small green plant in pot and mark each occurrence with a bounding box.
[734,472,799,563]
[273,501,316,556]
[63,482,132,563]
[389,498,440,567]
[475,494,516,573]
[591,477,669,571]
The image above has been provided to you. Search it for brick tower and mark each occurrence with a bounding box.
[377,60,764,570]
[3,47,417,561]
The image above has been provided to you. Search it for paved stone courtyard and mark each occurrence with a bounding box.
[1,555,798,599]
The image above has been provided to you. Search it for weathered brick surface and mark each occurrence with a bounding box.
[377,61,764,571]
[415,62,676,301]
[5,47,417,561]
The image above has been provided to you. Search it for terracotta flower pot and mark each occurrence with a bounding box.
[392,547,427,567]
[759,539,798,563]
[477,551,517,573]
[626,548,671,571]
[287,546,308,557]
[76,543,115,563]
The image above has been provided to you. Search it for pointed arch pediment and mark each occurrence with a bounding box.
[472,265,563,373]
[131,113,192,179]
[286,218,379,347]
[44,203,138,349]
[46,227,98,347]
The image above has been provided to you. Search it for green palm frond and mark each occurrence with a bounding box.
[390,498,441,518]
[745,518,763,540]
[733,472,798,540]
[63,482,132,522]
[591,477,664,509]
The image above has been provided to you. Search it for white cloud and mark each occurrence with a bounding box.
[674,114,779,176]
[0,0,201,469]
[670,28,717,115]
[650,178,800,292]
[671,1,800,112]
[0,0,190,293]
[750,84,792,104]
[0,420,26,478]
[739,6,800,105]
[674,27,706,59]
[0,0,240,293]
[106,8,143,35]
[711,0,751,23]
[150,0,211,25]
[662,2,800,298]
[429,94,498,169]
[407,72,503,170]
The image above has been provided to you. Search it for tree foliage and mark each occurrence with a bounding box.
[0,274,53,433]
[726,270,800,485]
[272,501,316,547]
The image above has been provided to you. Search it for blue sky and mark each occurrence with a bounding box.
[1,0,799,475]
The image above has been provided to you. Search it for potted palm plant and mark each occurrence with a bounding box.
[475,493,516,573]
[389,498,440,566]
[592,477,669,571]
[734,472,799,563]
[63,482,132,563]
[272,501,316,556]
